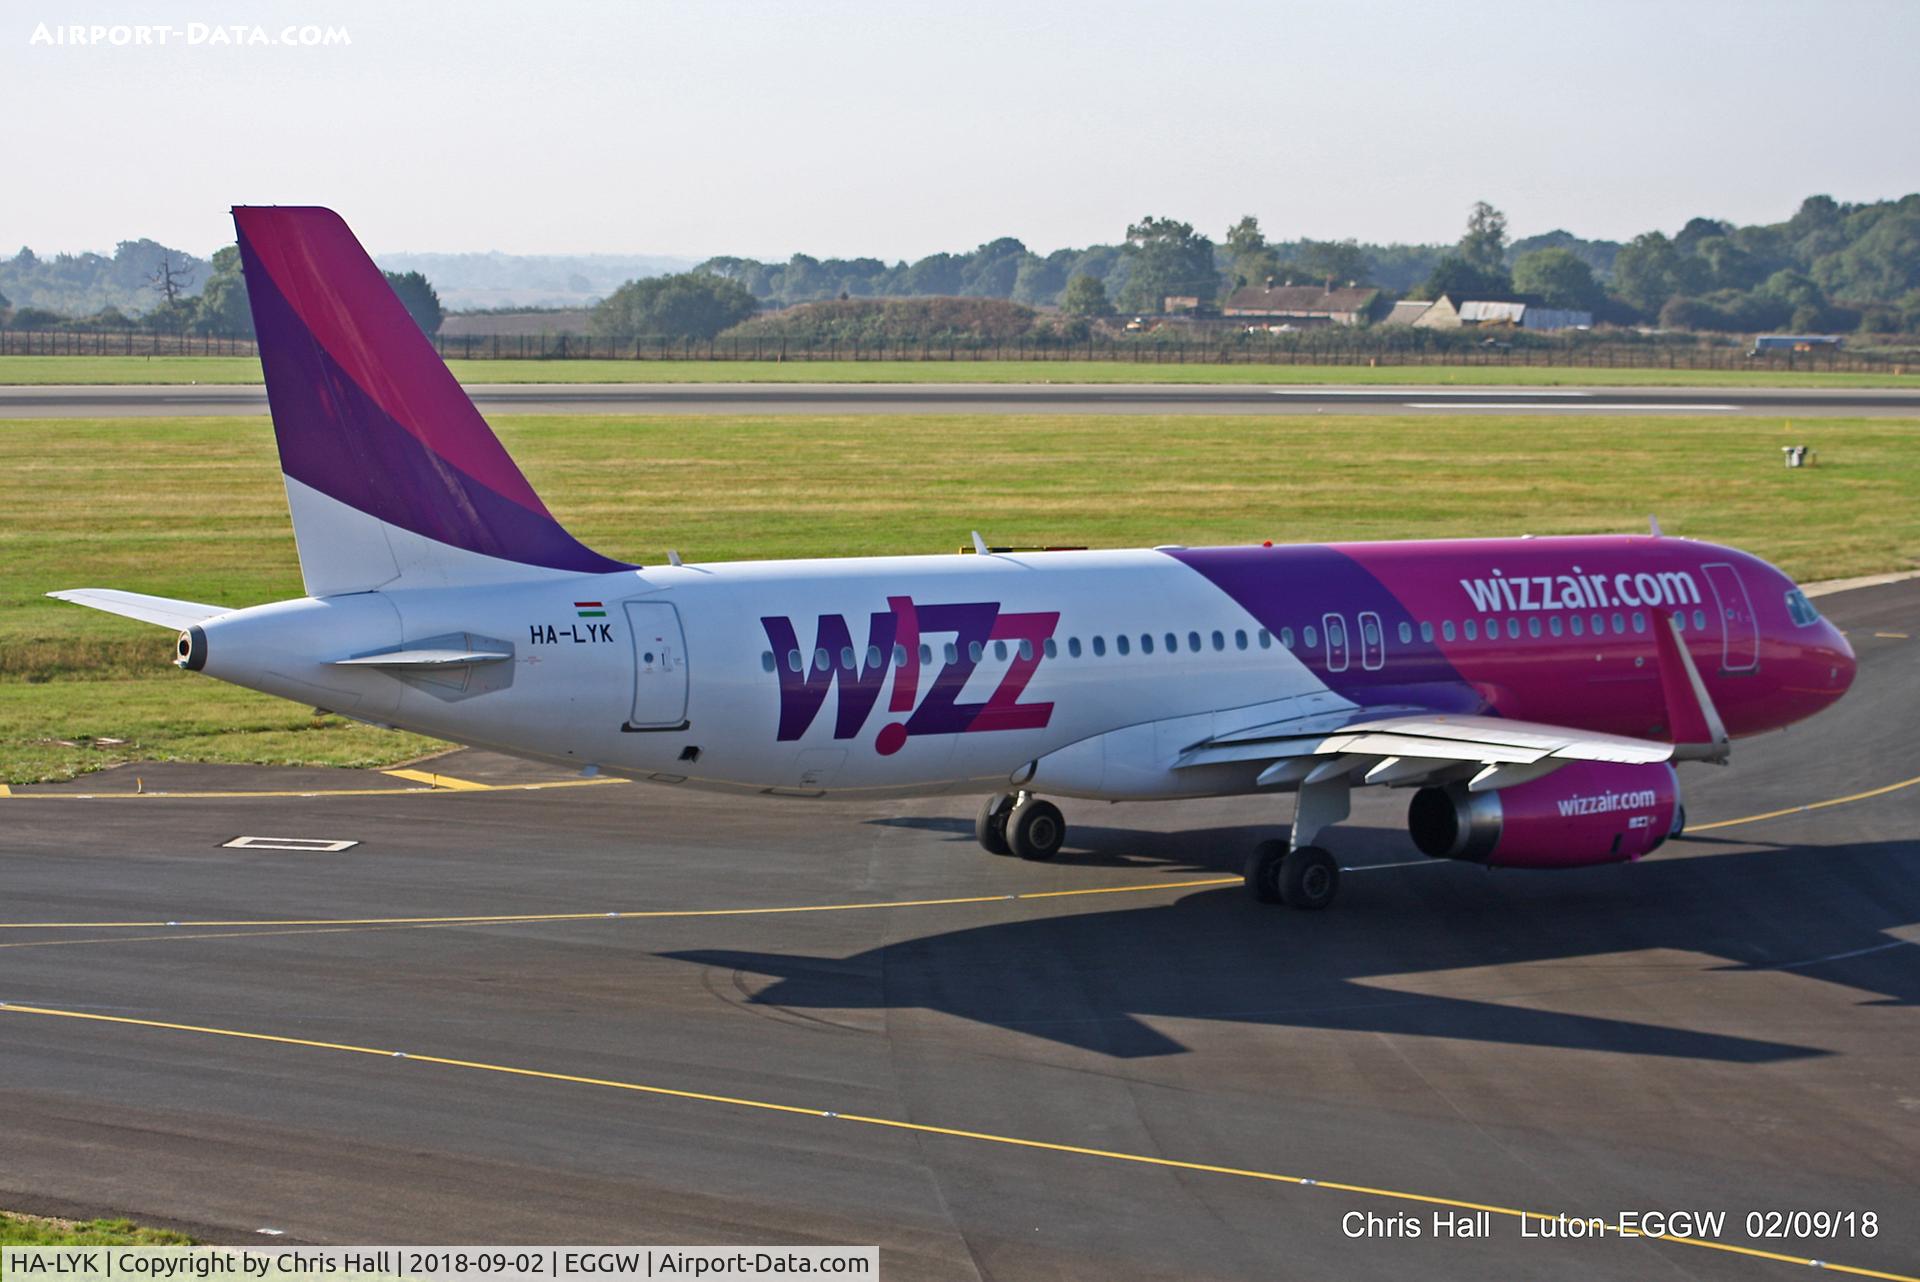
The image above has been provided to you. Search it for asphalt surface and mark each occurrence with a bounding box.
[2,582,1916,1280]
[8,381,1920,417]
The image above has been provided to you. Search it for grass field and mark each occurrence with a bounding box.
[0,1209,193,1244]
[2,354,1916,388]
[1,412,1915,783]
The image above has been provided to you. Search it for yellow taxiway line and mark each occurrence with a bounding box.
[0,776,628,800]
[380,768,494,791]
[0,876,1243,932]
[0,1000,1909,1282]
[1688,772,1920,833]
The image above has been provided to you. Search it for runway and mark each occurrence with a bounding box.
[6,381,1920,417]
[1,581,1916,1279]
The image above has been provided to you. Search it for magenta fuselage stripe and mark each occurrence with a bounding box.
[1167,537,1854,742]
[233,206,550,517]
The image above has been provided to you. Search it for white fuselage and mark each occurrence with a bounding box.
[193,549,1334,800]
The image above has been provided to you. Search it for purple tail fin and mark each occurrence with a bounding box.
[234,206,631,594]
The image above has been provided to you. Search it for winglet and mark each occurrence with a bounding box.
[1649,515,1664,537]
[1653,611,1729,762]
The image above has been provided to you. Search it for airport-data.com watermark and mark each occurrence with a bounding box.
[29,21,351,48]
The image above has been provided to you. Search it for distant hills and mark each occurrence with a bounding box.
[374,251,697,310]
[0,244,695,316]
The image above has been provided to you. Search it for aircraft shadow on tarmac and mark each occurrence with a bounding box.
[663,832,1917,1062]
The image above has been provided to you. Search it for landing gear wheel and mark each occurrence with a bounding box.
[975,793,1014,855]
[1281,846,1339,911]
[1007,797,1065,862]
[1245,838,1290,903]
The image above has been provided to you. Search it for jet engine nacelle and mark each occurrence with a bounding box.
[1408,760,1681,869]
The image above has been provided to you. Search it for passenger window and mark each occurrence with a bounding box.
[1043,638,1057,659]
[842,646,857,668]
[1484,617,1497,637]
[866,645,882,668]
[1632,612,1647,633]
[969,641,984,662]
[1116,634,1131,656]
[1441,620,1454,641]
[761,651,776,672]
[945,642,957,663]
[1420,621,1434,643]
[1365,619,1381,645]
[787,649,803,673]
[1092,635,1107,657]
[993,640,1007,661]
[1188,630,1202,652]
[919,643,933,665]
[1211,630,1226,651]
[1304,624,1319,648]
[1326,620,1344,646]
[1141,633,1155,654]
[1235,629,1248,650]
[1258,628,1272,649]
[1570,614,1584,637]
[815,647,830,669]
[1611,613,1625,635]
[893,643,908,665]
[1165,632,1177,653]
[1549,615,1563,637]
[1068,637,1082,658]
[1693,608,1707,630]
[1398,621,1413,644]
[1281,627,1294,649]
[1591,614,1605,635]
[1019,638,1034,661]
[1506,618,1520,639]
[1527,616,1541,638]
[1464,620,1478,640]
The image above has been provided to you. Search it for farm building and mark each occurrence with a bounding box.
[1222,284,1380,328]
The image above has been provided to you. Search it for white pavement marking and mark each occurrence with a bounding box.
[1401,402,1740,411]
[1268,388,1593,397]
[222,836,361,852]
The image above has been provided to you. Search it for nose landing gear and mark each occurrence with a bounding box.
[976,791,1066,861]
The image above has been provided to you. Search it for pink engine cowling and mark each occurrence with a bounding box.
[1408,760,1681,869]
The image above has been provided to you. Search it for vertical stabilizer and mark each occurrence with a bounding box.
[233,206,631,594]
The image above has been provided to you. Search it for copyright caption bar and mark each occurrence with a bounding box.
[1,1247,878,1280]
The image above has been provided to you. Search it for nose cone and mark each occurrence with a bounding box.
[1825,622,1857,699]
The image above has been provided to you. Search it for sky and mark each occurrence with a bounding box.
[9,0,1920,262]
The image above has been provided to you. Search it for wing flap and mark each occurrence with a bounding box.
[1177,710,1672,791]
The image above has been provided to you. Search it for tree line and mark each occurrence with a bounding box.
[8,192,1918,343]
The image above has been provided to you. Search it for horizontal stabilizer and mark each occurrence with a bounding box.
[47,589,229,630]
[331,648,512,668]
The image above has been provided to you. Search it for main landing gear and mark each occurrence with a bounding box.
[1244,839,1340,910]
[1244,775,1350,910]
[976,791,1066,861]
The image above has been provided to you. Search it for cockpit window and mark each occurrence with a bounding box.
[1785,589,1821,627]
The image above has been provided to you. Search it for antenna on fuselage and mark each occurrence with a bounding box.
[1648,515,1663,537]
[971,530,990,556]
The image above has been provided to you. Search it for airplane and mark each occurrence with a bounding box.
[50,207,1856,910]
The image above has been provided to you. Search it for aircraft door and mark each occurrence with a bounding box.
[1358,610,1386,671]
[1322,613,1350,672]
[625,601,689,728]
[1702,562,1759,674]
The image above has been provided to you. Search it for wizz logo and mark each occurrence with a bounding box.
[760,596,1058,755]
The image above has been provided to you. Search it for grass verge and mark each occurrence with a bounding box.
[0,1209,194,1244]
[1,354,1916,388]
[1,412,1914,783]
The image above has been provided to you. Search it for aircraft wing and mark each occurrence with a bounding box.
[1175,710,1673,793]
